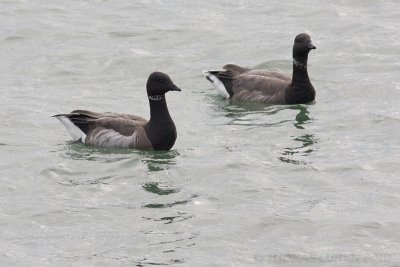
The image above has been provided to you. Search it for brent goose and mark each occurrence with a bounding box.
[203,33,316,104]
[54,72,181,150]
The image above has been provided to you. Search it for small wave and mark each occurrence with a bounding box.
[2,36,24,42]
[109,31,140,38]
[142,182,180,195]
[130,48,153,56]
[142,194,198,209]
[143,212,194,225]
[56,175,116,186]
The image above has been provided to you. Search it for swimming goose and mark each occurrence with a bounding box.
[54,72,181,150]
[203,33,316,104]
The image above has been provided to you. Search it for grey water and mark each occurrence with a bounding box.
[1,0,400,266]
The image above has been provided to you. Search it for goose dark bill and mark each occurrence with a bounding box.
[54,72,180,151]
[203,33,317,105]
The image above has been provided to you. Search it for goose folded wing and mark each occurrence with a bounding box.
[244,70,291,83]
[71,109,147,122]
[85,117,152,149]
[93,117,147,136]
[234,75,290,96]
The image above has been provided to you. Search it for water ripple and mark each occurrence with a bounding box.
[142,182,180,195]
[143,212,194,225]
[56,175,116,186]
[142,194,199,209]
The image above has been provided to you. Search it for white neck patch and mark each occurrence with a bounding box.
[148,95,164,101]
[293,59,307,69]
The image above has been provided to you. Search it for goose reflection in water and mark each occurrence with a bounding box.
[279,105,318,165]
[223,103,291,127]
[141,150,179,172]
[140,150,198,259]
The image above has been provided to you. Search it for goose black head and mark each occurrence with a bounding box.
[292,33,316,61]
[146,72,181,96]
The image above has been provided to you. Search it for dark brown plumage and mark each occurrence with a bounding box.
[54,72,181,151]
[203,33,317,104]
